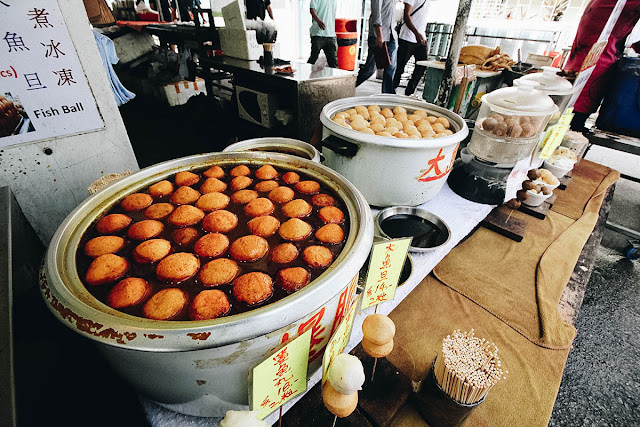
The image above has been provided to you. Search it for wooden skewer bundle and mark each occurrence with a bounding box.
[433,329,507,405]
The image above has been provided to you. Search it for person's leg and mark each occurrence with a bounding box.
[308,36,321,65]
[356,38,378,87]
[405,43,428,96]
[325,37,339,69]
[393,39,412,90]
[382,37,397,94]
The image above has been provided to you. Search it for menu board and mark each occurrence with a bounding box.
[0,0,104,148]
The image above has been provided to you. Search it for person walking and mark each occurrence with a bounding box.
[355,0,397,94]
[308,0,339,68]
[393,0,430,96]
[245,0,273,21]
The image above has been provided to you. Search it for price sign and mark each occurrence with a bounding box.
[361,238,411,310]
[322,294,361,385]
[539,123,571,160]
[251,329,311,419]
[503,157,532,203]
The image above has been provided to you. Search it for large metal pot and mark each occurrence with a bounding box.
[320,95,468,207]
[40,152,373,417]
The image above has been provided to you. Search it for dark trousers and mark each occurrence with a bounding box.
[393,38,428,95]
[356,37,397,94]
[308,36,339,69]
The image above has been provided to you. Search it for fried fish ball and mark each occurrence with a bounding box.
[362,338,394,358]
[333,117,347,126]
[282,199,312,218]
[279,218,312,241]
[393,106,407,115]
[96,214,132,234]
[196,192,230,211]
[432,122,446,133]
[203,165,225,179]
[319,206,345,224]
[148,180,174,198]
[357,110,370,121]
[282,172,300,184]
[376,131,393,137]
[368,104,381,113]
[203,210,238,233]
[230,165,251,177]
[245,198,275,217]
[407,114,422,123]
[254,165,279,180]
[127,220,164,240]
[133,239,172,263]
[231,189,259,204]
[350,117,368,131]
[254,180,278,193]
[360,128,375,135]
[229,235,269,262]
[190,290,230,320]
[277,267,310,292]
[370,120,386,131]
[414,109,428,118]
[315,224,345,244]
[200,177,228,194]
[427,116,438,123]
[443,129,454,136]
[248,216,280,237]
[174,171,200,187]
[143,288,188,320]
[322,381,358,418]
[303,246,333,268]
[268,186,295,204]
[233,272,273,305]
[312,193,336,207]
[345,108,357,115]
[421,129,436,138]
[194,233,230,258]
[271,243,299,264]
[145,203,175,220]
[295,180,321,195]
[106,278,151,309]
[435,117,450,129]
[506,198,521,209]
[355,105,368,114]
[199,258,240,287]
[172,227,200,246]
[362,313,395,345]
[168,205,205,227]
[84,236,125,258]
[170,186,201,205]
[156,253,200,283]
[231,176,253,191]
[334,111,349,120]
[85,254,129,286]
[121,193,153,212]
[380,107,393,118]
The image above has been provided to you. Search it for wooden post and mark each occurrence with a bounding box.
[435,0,473,108]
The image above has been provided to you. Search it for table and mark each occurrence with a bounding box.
[200,56,357,141]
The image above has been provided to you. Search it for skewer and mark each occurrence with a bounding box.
[371,358,378,382]
[505,209,514,223]
[278,406,283,427]
[331,415,337,427]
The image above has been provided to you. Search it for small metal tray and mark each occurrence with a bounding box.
[376,207,451,252]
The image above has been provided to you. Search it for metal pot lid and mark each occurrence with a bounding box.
[482,80,557,115]
[516,66,574,96]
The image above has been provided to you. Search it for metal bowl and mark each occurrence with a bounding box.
[223,137,322,163]
[376,207,451,252]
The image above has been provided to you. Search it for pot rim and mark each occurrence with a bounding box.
[320,95,468,149]
[223,138,322,163]
[43,152,373,351]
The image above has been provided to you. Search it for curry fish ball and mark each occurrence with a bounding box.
[312,193,336,207]
[172,227,200,246]
[277,267,310,292]
[233,272,273,305]
[245,197,275,217]
[148,180,174,198]
[145,203,175,220]
[230,235,269,262]
[282,172,300,185]
[143,288,189,320]
[380,107,393,118]
[107,278,151,309]
[121,193,153,212]
[174,171,200,187]
[230,165,251,177]
[279,218,312,241]
[199,258,240,287]
[203,210,238,233]
[196,192,230,211]
[248,215,281,237]
[315,224,345,244]
[367,104,381,113]
[84,236,125,258]
[295,180,321,195]
[190,290,231,320]
[282,199,312,218]
[203,165,225,179]
[231,176,253,191]
[194,233,230,258]
[85,254,129,286]
[303,246,333,268]
[255,165,279,180]
[170,186,201,205]
[168,205,205,227]
[393,106,407,115]
[271,243,299,264]
[268,186,295,204]
[133,239,172,264]
[200,177,228,194]
[156,253,200,283]
[127,220,164,240]
[254,180,279,193]
[231,189,259,205]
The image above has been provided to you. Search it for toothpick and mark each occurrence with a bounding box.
[374,304,378,314]
[371,358,378,382]
[505,209,514,223]
[331,414,337,427]
[279,406,283,427]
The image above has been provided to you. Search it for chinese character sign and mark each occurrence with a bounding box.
[361,238,412,310]
[322,294,361,385]
[251,330,311,419]
[0,0,103,147]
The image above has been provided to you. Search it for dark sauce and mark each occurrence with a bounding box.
[247,147,313,160]
[380,214,446,248]
[76,164,349,321]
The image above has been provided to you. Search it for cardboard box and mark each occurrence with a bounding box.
[155,78,207,107]
[218,28,262,61]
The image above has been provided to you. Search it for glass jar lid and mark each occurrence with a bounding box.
[515,66,574,96]
[482,80,558,115]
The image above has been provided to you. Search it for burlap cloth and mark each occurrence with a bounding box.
[387,160,619,426]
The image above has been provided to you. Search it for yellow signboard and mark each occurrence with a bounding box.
[361,238,412,310]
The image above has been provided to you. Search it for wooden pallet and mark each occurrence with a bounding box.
[480,208,527,242]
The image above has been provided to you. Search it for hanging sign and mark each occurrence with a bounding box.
[361,238,412,310]
[0,0,104,148]
[322,294,361,385]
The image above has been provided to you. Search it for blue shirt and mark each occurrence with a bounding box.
[368,0,396,42]
[310,0,336,37]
